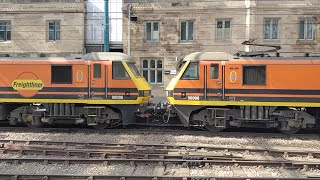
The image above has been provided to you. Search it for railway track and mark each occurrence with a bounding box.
[0,139,320,178]
[1,139,320,158]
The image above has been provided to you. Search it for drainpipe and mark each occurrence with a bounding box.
[128,4,132,56]
[245,0,251,52]
[104,0,109,52]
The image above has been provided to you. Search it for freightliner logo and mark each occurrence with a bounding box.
[11,80,44,90]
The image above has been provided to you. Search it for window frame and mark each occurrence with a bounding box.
[48,20,61,42]
[127,62,141,77]
[51,65,72,84]
[298,18,315,41]
[93,63,101,78]
[181,62,199,80]
[264,18,280,41]
[112,62,130,80]
[242,65,266,86]
[210,64,219,79]
[180,20,194,43]
[0,21,11,42]
[145,21,160,42]
[216,19,232,42]
[141,59,164,84]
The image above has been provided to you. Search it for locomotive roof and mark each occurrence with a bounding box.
[183,52,320,61]
[83,52,132,61]
[183,52,235,61]
[0,52,132,61]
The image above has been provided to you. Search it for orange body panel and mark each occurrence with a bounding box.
[0,61,88,88]
[225,60,320,90]
[172,58,320,103]
[0,58,137,100]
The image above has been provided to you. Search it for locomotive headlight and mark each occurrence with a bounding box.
[166,90,173,97]
[144,90,151,96]
[139,90,151,97]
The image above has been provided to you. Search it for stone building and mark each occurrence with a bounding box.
[0,0,85,57]
[122,0,320,98]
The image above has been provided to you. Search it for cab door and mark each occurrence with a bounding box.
[204,61,224,100]
[89,62,106,99]
[174,61,204,101]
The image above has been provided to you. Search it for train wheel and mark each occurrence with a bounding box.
[205,125,225,132]
[277,119,302,134]
[90,123,110,129]
[24,115,43,128]
[278,126,301,134]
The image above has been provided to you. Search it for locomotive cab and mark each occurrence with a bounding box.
[166,52,231,128]
[166,52,231,104]
[84,52,151,104]
[167,59,224,101]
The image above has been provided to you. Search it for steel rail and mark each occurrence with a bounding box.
[0,174,313,180]
[0,146,243,161]
[0,174,316,180]
[0,157,319,168]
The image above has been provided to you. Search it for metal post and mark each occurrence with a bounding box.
[128,4,132,56]
[104,0,109,52]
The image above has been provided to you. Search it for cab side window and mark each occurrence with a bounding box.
[181,62,199,79]
[51,65,72,84]
[112,62,130,79]
[210,64,219,79]
[243,65,266,85]
[93,64,101,78]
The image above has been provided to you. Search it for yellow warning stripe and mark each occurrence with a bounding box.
[167,97,320,107]
[0,97,150,105]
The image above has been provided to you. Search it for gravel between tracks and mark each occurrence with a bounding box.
[0,162,134,175]
[0,162,296,178]
[0,131,320,150]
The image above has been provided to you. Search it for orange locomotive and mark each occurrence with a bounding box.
[0,52,151,128]
[166,52,320,134]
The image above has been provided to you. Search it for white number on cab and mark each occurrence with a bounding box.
[187,96,200,100]
[112,95,124,100]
